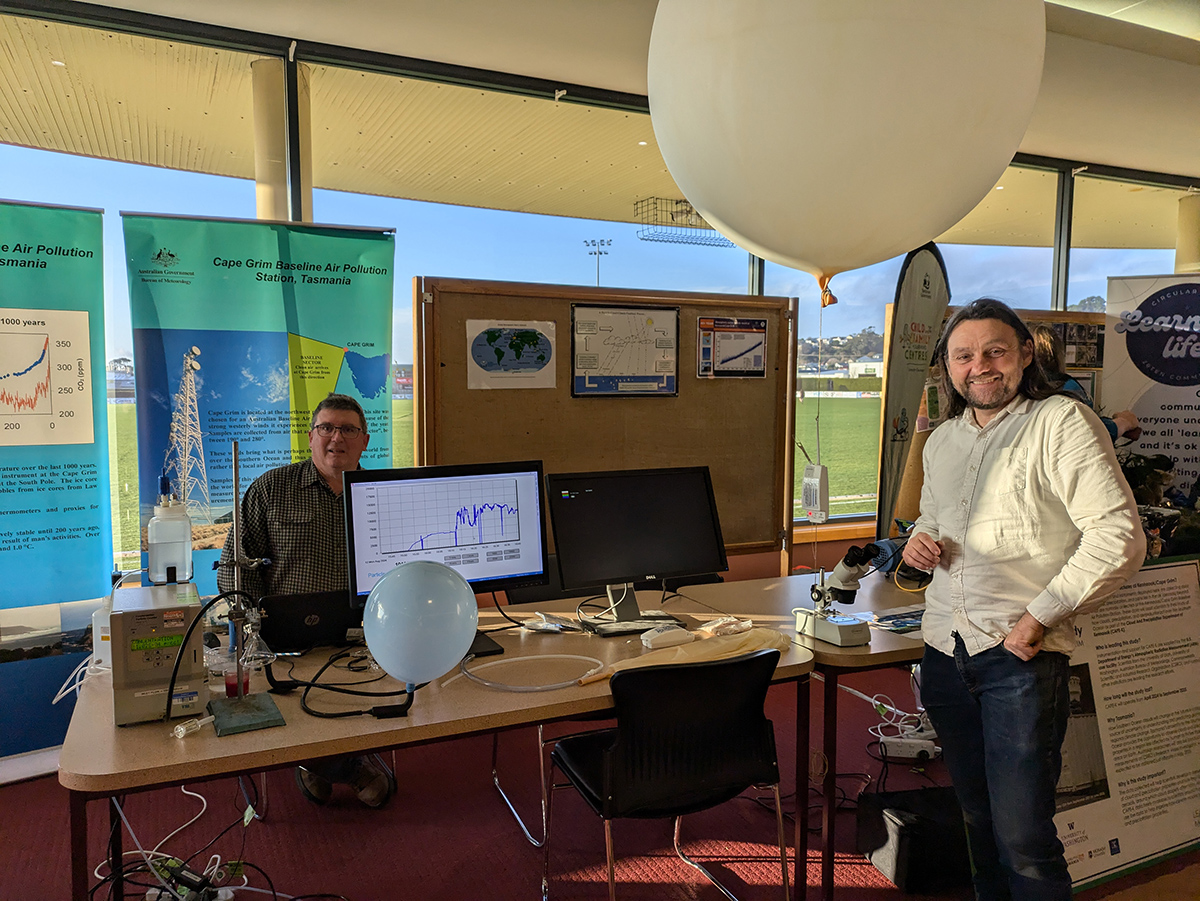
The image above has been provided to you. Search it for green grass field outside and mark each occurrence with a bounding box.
[794,396,882,518]
[108,395,877,564]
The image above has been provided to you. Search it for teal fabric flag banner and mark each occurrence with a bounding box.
[0,200,110,613]
[123,215,394,571]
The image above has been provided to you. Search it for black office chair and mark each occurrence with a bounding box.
[542,649,789,901]
[491,561,727,847]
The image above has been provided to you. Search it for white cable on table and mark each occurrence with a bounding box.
[443,654,604,691]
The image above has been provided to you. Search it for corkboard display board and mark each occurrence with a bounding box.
[414,278,797,560]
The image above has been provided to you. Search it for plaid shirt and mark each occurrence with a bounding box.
[217,460,349,600]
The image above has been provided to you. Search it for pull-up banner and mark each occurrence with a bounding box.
[0,200,109,610]
[123,214,394,575]
[876,243,949,540]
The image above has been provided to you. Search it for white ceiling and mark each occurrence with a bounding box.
[61,1,1200,177]
[3,1,1200,248]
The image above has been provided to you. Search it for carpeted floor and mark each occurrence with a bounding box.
[2,668,1196,900]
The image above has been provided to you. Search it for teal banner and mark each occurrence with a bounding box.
[123,215,394,575]
[0,201,110,618]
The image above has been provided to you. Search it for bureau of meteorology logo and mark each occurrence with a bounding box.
[150,247,180,269]
[1113,284,1200,386]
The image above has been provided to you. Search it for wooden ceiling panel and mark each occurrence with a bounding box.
[308,64,680,222]
[0,14,256,177]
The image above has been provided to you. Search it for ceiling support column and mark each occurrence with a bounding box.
[1050,167,1075,311]
[748,253,765,295]
[252,55,313,222]
[1175,193,1200,274]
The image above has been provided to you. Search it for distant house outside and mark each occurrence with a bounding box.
[849,355,884,378]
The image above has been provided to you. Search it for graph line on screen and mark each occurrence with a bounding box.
[378,478,521,554]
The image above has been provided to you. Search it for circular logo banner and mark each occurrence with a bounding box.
[1114,284,1200,386]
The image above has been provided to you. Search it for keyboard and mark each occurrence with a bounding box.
[592,619,666,637]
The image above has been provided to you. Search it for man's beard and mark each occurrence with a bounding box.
[958,376,1019,411]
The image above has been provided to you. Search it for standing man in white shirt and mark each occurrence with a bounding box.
[903,298,1144,901]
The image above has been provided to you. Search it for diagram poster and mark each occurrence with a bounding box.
[571,304,678,396]
[1058,561,1200,888]
[123,215,394,560]
[0,200,109,612]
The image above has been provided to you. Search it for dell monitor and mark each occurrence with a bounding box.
[545,466,728,621]
[343,460,550,605]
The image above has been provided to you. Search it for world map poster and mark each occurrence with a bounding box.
[123,214,394,571]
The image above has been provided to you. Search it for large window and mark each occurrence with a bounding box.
[766,163,1062,521]
[938,164,1059,311]
[3,12,1196,555]
[765,256,898,518]
[308,62,748,470]
[0,144,255,568]
[0,11,259,569]
[1067,174,1184,310]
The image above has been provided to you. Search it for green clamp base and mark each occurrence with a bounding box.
[207,693,286,736]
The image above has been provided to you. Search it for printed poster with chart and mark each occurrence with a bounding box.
[0,200,110,612]
[1054,561,1200,888]
[124,214,394,566]
[696,317,767,378]
[572,304,678,396]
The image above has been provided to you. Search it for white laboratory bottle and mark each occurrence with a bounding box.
[148,500,193,584]
[91,601,112,667]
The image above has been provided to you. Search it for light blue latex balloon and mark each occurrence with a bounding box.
[363,560,479,684]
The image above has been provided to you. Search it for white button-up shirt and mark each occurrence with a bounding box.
[914,394,1145,657]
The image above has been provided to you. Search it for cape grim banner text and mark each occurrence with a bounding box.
[123,214,394,580]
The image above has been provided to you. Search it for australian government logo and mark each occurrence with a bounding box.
[138,247,195,285]
[1114,283,1200,386]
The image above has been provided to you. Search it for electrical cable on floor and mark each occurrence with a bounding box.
[153,785,209,855]
[238,771,266,821]
[110,796,186,900]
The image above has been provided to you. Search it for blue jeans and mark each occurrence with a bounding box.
[922,636,1072,901]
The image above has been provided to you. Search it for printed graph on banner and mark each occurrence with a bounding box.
[0,307,94,447]
[379,478,521,555]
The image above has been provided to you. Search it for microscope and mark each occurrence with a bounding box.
[795,543,883,647]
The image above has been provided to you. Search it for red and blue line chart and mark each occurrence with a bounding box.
[0,307,94,446]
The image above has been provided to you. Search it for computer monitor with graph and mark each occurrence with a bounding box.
[343,460,550,604]
[545,466,728,621]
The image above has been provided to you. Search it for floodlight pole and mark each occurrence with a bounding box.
[585,238,611,286]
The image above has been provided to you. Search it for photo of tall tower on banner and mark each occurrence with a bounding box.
[163,345,212,524]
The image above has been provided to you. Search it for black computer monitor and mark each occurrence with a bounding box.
[343,460,550,605]
[545,466,728,621]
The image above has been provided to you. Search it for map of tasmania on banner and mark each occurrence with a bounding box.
[123,215,394,561]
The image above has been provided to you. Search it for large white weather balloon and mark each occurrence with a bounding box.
[647,0,1045,287]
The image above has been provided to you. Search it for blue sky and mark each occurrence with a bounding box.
[0,142,1175,361]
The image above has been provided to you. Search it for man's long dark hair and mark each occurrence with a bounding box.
[934,298,1063,420]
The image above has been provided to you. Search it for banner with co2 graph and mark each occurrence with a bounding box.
[123,214,394,574]
[0,200,110,614]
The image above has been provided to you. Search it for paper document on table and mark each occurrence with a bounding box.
[866,605,925,633]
